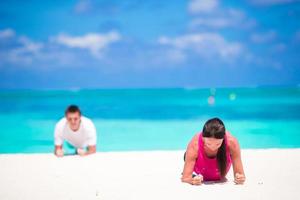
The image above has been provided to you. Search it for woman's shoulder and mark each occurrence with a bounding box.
[192,132,201,145]
[226,131,240,153]
[187,133,201,153]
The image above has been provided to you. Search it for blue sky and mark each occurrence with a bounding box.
[0,0,299,89]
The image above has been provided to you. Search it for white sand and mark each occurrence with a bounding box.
[0,149,299,200]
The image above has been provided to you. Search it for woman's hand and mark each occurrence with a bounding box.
[228,135,246,185]
[191,174,203,185]
[234,173,246,184]
[181,174,203,185]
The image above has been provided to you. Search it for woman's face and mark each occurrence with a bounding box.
[203,137,224,152]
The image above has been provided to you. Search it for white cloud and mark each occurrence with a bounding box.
[18,36,43,53]
[0,28,44,66]
[0,29,123,67]
[249,0,299,6]
[6,36,43,65]
[0,28,15,39]
[169,49,186,62]
[158,33,242,61]
[250,31,277,43]
[188,8,256,30]
[227,8,245,19]
[189,18,231,29]
[54,31,121,57]
[162,49,186,64]
[188,0,218,14]
[74,0,92,14]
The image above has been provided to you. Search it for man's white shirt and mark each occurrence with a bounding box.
[54,116,97,148]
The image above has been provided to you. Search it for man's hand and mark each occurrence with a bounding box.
[191,174,203,185]
[55,149,64,157]
[234,173,246,184]
[76,148,86,156]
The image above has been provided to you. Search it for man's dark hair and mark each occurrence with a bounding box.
[65,105,81,116]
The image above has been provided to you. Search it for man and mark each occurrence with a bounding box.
[54,105,97,157]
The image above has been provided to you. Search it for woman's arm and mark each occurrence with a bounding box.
[181,134,203,185]
[228,135,246,184]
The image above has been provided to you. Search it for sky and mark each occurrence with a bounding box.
[0,0,300,89]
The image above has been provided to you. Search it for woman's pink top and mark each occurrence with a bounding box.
[193,132,232,181]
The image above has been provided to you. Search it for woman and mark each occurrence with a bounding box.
[181,118,246,185]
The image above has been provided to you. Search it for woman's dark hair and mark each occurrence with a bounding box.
[65,105,81,116]
[202,117,227,177]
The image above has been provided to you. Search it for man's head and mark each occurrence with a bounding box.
[65,105,81,131]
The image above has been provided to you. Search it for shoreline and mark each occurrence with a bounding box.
[1,147,300,155]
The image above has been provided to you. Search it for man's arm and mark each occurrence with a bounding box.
[54,145,64,157]
[77,119,97,156]
[181,134,202,185]
[54,121,64,157]
[228,136,246,184]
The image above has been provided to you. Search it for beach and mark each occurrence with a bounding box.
[0,149,299,200]
[1,0,300,199]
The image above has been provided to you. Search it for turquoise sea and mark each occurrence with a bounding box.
[0,87,300,153]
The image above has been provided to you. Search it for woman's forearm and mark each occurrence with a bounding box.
[181,176,193,184]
